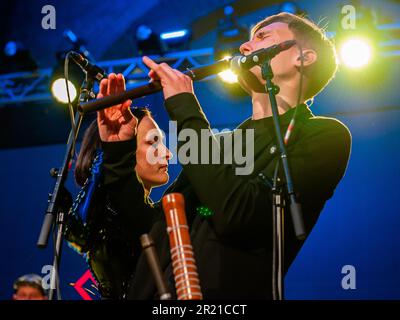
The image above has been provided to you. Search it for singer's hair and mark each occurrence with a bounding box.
[74,107,151,186]
[251,12,338,101]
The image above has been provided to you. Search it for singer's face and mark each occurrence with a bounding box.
[135,116,172,192]
[238,22,298,93]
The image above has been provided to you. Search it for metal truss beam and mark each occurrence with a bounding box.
[0,47,214,106]
[1,31,399,107]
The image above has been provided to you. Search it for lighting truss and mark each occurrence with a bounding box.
[0,47,214,107]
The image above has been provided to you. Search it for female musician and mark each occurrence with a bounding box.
[65,73,171,299]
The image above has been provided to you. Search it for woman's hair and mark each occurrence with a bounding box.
[74,107,151,186]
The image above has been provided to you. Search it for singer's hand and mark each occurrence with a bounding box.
[97,73,137,142]
[142,56,193,100]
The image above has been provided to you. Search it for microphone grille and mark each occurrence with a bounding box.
[230,55,243,73]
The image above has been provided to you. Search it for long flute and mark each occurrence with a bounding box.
[78,59,231,114]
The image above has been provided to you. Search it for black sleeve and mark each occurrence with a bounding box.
[282,118,351,231]
[164,93,351,240]
[101,139,161,242]
[288,118,352,201]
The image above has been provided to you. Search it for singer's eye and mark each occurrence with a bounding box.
[256,31,271,40]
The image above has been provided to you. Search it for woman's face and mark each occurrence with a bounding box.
[135,116,171,192]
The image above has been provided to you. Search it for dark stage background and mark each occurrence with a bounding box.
[0,0,399,300]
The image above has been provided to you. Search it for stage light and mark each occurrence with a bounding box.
[214,6,248,61]
[135,25,163,55]
[136,25,153,41]
[217,55,238,84]
[63,29,94,61]
[279,2,306,16]
[4,41,18,56]
[335,3,381,70]
[218,69,238,84]
[215,55,246,97]
[160,30,188,40]
[160,29,191,52]
[224,5,234,16]
[51,78,77,104]
[1,41,38,73]
[49,51,83,105]
[340,38,372,68]
[280,2,298,14]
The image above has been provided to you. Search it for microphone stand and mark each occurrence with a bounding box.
[140,234,172,300]
[37,73,94,300]
[259,59,306,300]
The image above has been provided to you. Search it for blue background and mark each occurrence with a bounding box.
[0,0,399,299]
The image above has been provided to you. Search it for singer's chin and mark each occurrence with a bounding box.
[237,69,265,94]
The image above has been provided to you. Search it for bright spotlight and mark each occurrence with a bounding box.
[218,69,238,84]
[160,29,190,52]
[340,38,372,68]
[160,30,188,40]
[51,78,77,103]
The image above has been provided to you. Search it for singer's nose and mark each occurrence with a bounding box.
[239,41,252,55]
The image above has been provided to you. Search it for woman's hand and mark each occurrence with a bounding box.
[142,56,194,100]
[97,73,137,142]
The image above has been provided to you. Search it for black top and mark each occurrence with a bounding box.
[64,139,160,299]
[66,92,351,299]
[126,93,351,299]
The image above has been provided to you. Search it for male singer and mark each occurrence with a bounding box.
[99,12,351,299]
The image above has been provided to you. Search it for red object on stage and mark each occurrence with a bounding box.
[162,193,203,300]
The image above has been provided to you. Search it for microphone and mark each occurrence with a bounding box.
[77,40,294,114]
[70,51,108,81]
[230,40,297,71]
